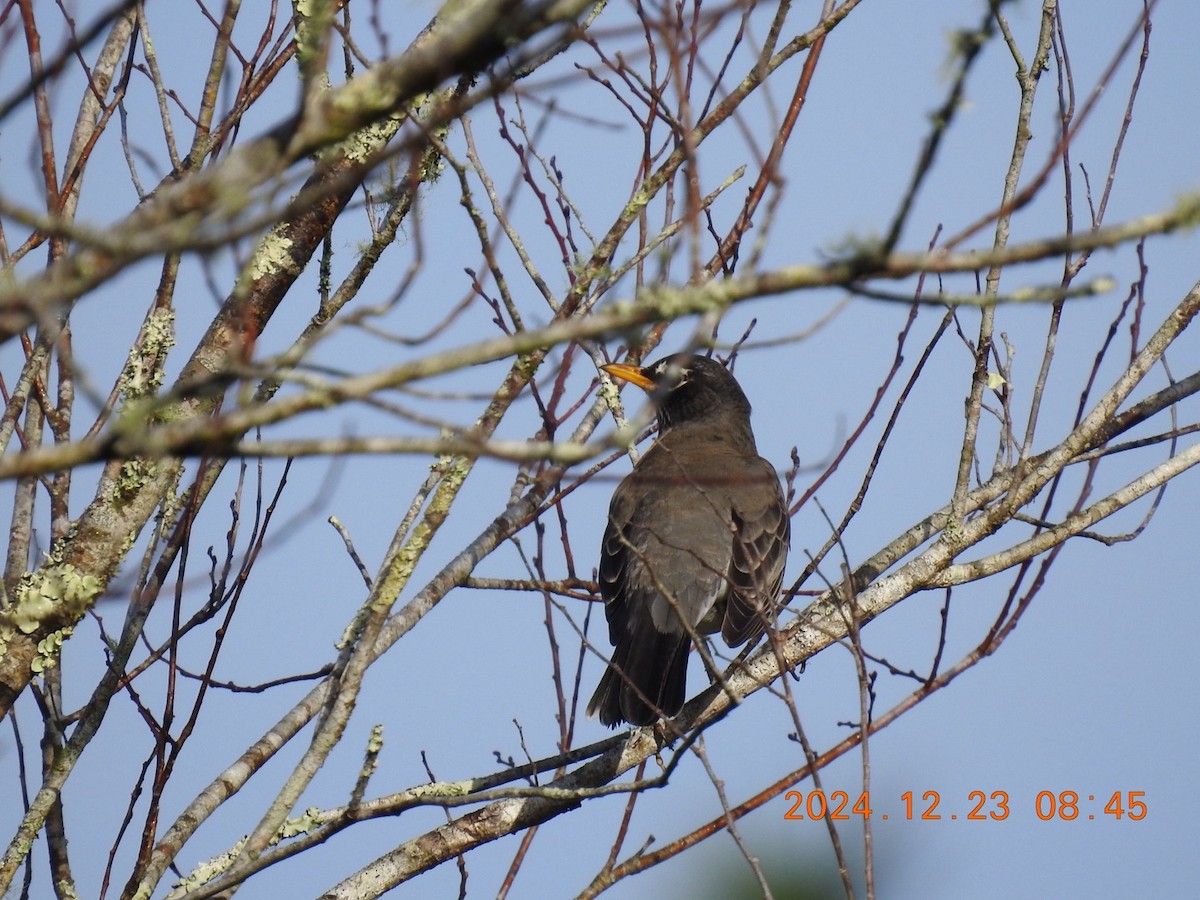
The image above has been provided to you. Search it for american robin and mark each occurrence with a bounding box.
[587,353,790,727]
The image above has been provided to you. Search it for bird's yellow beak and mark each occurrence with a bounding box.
[601,362,657,392]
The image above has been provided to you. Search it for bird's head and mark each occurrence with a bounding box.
[601,353,752,432]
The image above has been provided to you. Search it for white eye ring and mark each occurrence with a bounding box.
[655,361,689,385]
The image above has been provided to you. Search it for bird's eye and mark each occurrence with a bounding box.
[652,360,691,390]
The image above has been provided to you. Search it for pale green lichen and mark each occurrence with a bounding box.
[155,469,187,538]
[121,307,177,401]
[118,526,140,558]
[7,565,101,634]
[32,627,73,673]
[340,113,405,163]
[335,615,358,650]
[113,458,158,507]
[409,780,470,799]
[170,808,327,895]
[365,723,384,755]
[368,453,472,615]
[420,151,446,183]
[143,306,176,352]
[279,806,326,839]
[943,516,965,547]
[247,226,297,282]
[169,837,246,895]
[0,621,16,656]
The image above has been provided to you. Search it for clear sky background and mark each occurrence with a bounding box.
[2,1,1198,898]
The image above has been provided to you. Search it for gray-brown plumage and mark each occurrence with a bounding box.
[587,354,790,727]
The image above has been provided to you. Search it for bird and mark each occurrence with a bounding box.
[587,353,790,728]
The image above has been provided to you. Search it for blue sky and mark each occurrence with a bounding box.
[2,1,1198,898]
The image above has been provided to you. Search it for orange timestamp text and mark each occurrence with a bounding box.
[783,790,1147,822]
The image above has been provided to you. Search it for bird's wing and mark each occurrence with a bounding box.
[599,467,732,641]
[594,470,728,725]
[721,458,790,645]
[597,483,637,645]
